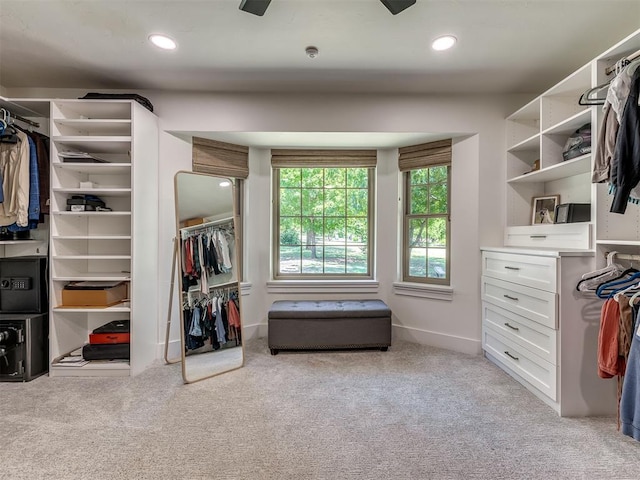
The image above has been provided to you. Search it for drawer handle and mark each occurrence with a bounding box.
[504,322,519,331]
[529,235,547,239]
[503,294,519,301]
[504,351,519,361]
[504,266,520,271]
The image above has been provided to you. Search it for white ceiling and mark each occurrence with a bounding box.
[1,0,639,95]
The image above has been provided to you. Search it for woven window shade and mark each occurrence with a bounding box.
[192,137,249,179]
[398,139,452,172]
[271,149,377,168]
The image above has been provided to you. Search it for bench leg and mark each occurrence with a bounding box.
[270,348,279,356]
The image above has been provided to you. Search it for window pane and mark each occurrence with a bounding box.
[411,169,428,185]
[275,166,371,278]
[324,246,346,273]
[302,217,324,246]
[302,246,324,273]
[429,166,447,183]
[410,185,428,214]
[325,189,346,216]
[280,168,301,188]
[280,189,301,216]
[403,165,449,284]
[279,246,301,273]
[325,218,346,244]
[347,217,368,244]
[409,218,427,248]
[427,249,446,278]
[325,168,346,188]
[347,168,368,188]
[346,245,367,274]
[427,217,447,247]
[347,189,368,217]
[408,247,427,277]
[302,188,323,216]
[280,218,300,245]
[429,183,448,214]
[302,168,323,188]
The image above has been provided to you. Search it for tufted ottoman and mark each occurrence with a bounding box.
[267,299,391,355]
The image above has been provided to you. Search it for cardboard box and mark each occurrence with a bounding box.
[61,281,128,307]
[183,217,205,227]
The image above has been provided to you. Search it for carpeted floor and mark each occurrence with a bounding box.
[2,339,639,479]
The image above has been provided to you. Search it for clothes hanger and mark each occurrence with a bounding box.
[581,251,620,279]
[613,280,640,301]
[576,251,626,292]
[629,288,640,307]
[0,110,19,144]
[578,82,609,106]
[596,269,640,298]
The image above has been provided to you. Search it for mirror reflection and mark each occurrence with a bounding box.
[175,171,243,383]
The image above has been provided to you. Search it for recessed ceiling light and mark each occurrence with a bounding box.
[219,180,231,187]
[149,34,177,50]
[432,35,457,51]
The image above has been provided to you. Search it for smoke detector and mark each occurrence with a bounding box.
[305,46,319,59]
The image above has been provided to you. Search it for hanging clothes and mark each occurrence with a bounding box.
[0,129,30,227]
[598,298,625,379]
[8,135,39,232]
[620,310,640,441]
[609,67,640,213]
[591,60,640,211]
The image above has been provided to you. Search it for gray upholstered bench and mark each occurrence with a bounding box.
[267,299,391,355]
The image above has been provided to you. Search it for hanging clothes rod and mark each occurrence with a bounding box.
[605,48,640,76]
[180,217,234,238]
[605,252,640,262]
[0,107,40,128]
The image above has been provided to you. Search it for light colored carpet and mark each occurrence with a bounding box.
[2,339,639,479]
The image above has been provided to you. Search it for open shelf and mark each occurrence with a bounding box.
[53,163,132,174]
[52,273,131,281]
[50,360,130,377]
[507,154,591,184]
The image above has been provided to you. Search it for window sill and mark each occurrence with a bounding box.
[266,280,379,294]
[392,282,453,301]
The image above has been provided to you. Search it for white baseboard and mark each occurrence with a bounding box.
[243,322,268,340]
[392,324,482,355]
[158,339,182,362]
[158,324,480,358]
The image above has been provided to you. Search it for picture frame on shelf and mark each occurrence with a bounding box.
[531,195,560,225]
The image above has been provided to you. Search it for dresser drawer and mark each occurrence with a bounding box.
[483,327,557,401]
[504,224,591,250]
[482,251,557,292]
[482,276,557,329]
[482,302,557,365]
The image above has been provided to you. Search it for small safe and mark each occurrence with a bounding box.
[0,313,48,382]
[0,256,47,313]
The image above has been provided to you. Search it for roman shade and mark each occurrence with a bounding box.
[192,137,249,179]
[271,149,377,168]
[398,139,452,171]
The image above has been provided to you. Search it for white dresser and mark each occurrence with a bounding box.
[481,247,616,417]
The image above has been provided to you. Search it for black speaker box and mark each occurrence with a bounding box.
[239,0,272,16]
[0,256,48,314]
[380,0,416,15]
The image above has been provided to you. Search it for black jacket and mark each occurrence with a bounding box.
[611,67,640,214]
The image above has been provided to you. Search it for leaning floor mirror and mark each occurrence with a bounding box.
[168,171,244,383]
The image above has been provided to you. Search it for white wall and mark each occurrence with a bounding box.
[152,91,510,355]
[5,87,516,356]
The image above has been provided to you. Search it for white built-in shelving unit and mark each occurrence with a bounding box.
[482,28,640,416]
[48,100,159,377]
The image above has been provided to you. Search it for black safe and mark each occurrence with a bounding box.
[0,256,47,313]
[0,313,48,382]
